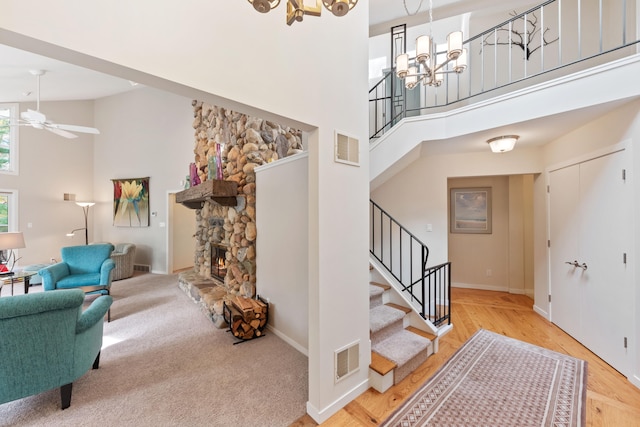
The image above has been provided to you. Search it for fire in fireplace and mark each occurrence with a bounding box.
[211,244,227,281]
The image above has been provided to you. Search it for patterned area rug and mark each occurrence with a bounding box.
[381,329,587,427]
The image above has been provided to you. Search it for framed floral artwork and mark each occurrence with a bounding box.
[112,177,150,227]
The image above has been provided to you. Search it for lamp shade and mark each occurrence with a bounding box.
[415,35,431,64]
[487,135,519,153]
[0,232,26,250]
[395,53,409,78]
[447,31,463,60]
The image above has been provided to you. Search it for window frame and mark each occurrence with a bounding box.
[0,103,20,175]
[0,189,20,265]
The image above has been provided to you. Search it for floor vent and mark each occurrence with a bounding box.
[335,341,360,383]
[334,131,359,166]
[133,264,151,272]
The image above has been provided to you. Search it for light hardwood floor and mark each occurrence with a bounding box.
[292,287,640,426]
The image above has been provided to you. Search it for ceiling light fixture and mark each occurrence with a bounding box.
[395,0,466,89]
[487,135,519,153]
[248,0,357,25]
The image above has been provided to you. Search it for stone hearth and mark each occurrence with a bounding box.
[178,271,229,328]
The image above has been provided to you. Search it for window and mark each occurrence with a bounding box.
[0,103,19,174]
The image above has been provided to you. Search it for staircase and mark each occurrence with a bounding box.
[368,280,434,393]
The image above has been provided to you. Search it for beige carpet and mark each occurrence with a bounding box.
[0,273,308,426]
[381,329,587,427]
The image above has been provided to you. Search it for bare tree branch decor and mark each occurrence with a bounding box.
[483,11,559,60]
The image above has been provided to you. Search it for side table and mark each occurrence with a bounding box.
[0,271,37,296]
[78,285,111,322]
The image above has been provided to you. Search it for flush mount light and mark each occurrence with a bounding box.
[487,135,519,153]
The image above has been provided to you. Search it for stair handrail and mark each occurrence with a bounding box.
[369,0,639,140]
[370,199,451,326]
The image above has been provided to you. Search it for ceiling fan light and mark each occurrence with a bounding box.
[487,135,519,153]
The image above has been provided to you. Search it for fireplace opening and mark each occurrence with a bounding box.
[211,244,227,281]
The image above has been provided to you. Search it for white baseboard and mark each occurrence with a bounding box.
[266,324,308,357]
[306,378,370,424]
[533,304,549,320]
[453,282,508,292]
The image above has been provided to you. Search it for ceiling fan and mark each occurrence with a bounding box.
[17,70,101,139]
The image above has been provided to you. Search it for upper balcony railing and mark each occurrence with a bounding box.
[369,0,640,140]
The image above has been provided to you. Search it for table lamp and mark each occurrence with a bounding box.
[0,231,26,276]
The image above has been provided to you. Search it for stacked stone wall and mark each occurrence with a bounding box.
[190,101,302,298]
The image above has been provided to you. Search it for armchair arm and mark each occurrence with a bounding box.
[99,259,116,286]
[76,295,113,334]
[39,263,71,291]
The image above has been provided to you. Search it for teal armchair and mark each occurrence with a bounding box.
[39,244,115,292]
[0,289,112,409]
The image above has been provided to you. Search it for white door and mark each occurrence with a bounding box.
[549,149,631,375]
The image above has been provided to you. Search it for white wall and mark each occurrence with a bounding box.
[256,154,309,354]
[93,87,194,273]
[0,100,95,266]
[0,1,371,421]
[535,98,640,388]
[371,146,543,267]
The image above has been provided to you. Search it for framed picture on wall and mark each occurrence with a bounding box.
[112,177,150,227]
[450,187,492,234]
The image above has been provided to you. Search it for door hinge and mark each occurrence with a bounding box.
[547,185,550,193]
[624,337,628,349]
[548,294,551,303]
[623,253,627,264]
[622,169,626,181]
[547,240,551,248]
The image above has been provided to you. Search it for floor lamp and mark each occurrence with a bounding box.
[66,202,95,245]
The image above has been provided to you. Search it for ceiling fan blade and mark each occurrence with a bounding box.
[45,126,78,139]
[21,109,47,123]
[48,123,100,135]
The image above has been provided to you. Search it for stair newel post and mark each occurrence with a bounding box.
[421,245,427,318]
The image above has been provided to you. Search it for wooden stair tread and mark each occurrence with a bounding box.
[385,303,411,314]
[370,351,396,376]
[370,281,391,291]
[407,326,437,341]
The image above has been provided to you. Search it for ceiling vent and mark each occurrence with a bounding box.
[335,340,360,382]
[334,131,359,166]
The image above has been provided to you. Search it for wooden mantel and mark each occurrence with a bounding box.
[175,180,238,209]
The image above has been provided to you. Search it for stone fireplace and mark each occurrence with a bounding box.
[177,102,303,328]
[211,244,227,281]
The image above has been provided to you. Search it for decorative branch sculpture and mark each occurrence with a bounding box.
[483,11,559,60]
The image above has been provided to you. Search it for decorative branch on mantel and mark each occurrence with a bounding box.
[482,10,559,60]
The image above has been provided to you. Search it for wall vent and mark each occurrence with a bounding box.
[133,264,151,272]
[335,340,360,383]
[334,132,359,166]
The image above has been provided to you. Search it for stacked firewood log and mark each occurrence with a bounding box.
[225,295,268,340]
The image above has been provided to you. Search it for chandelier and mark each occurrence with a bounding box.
[395,0,467,89]
[248,0,358,26]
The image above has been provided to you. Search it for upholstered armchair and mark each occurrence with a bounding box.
[0,289,112,409]
[111,243,136,280]
[39,244,115,292]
